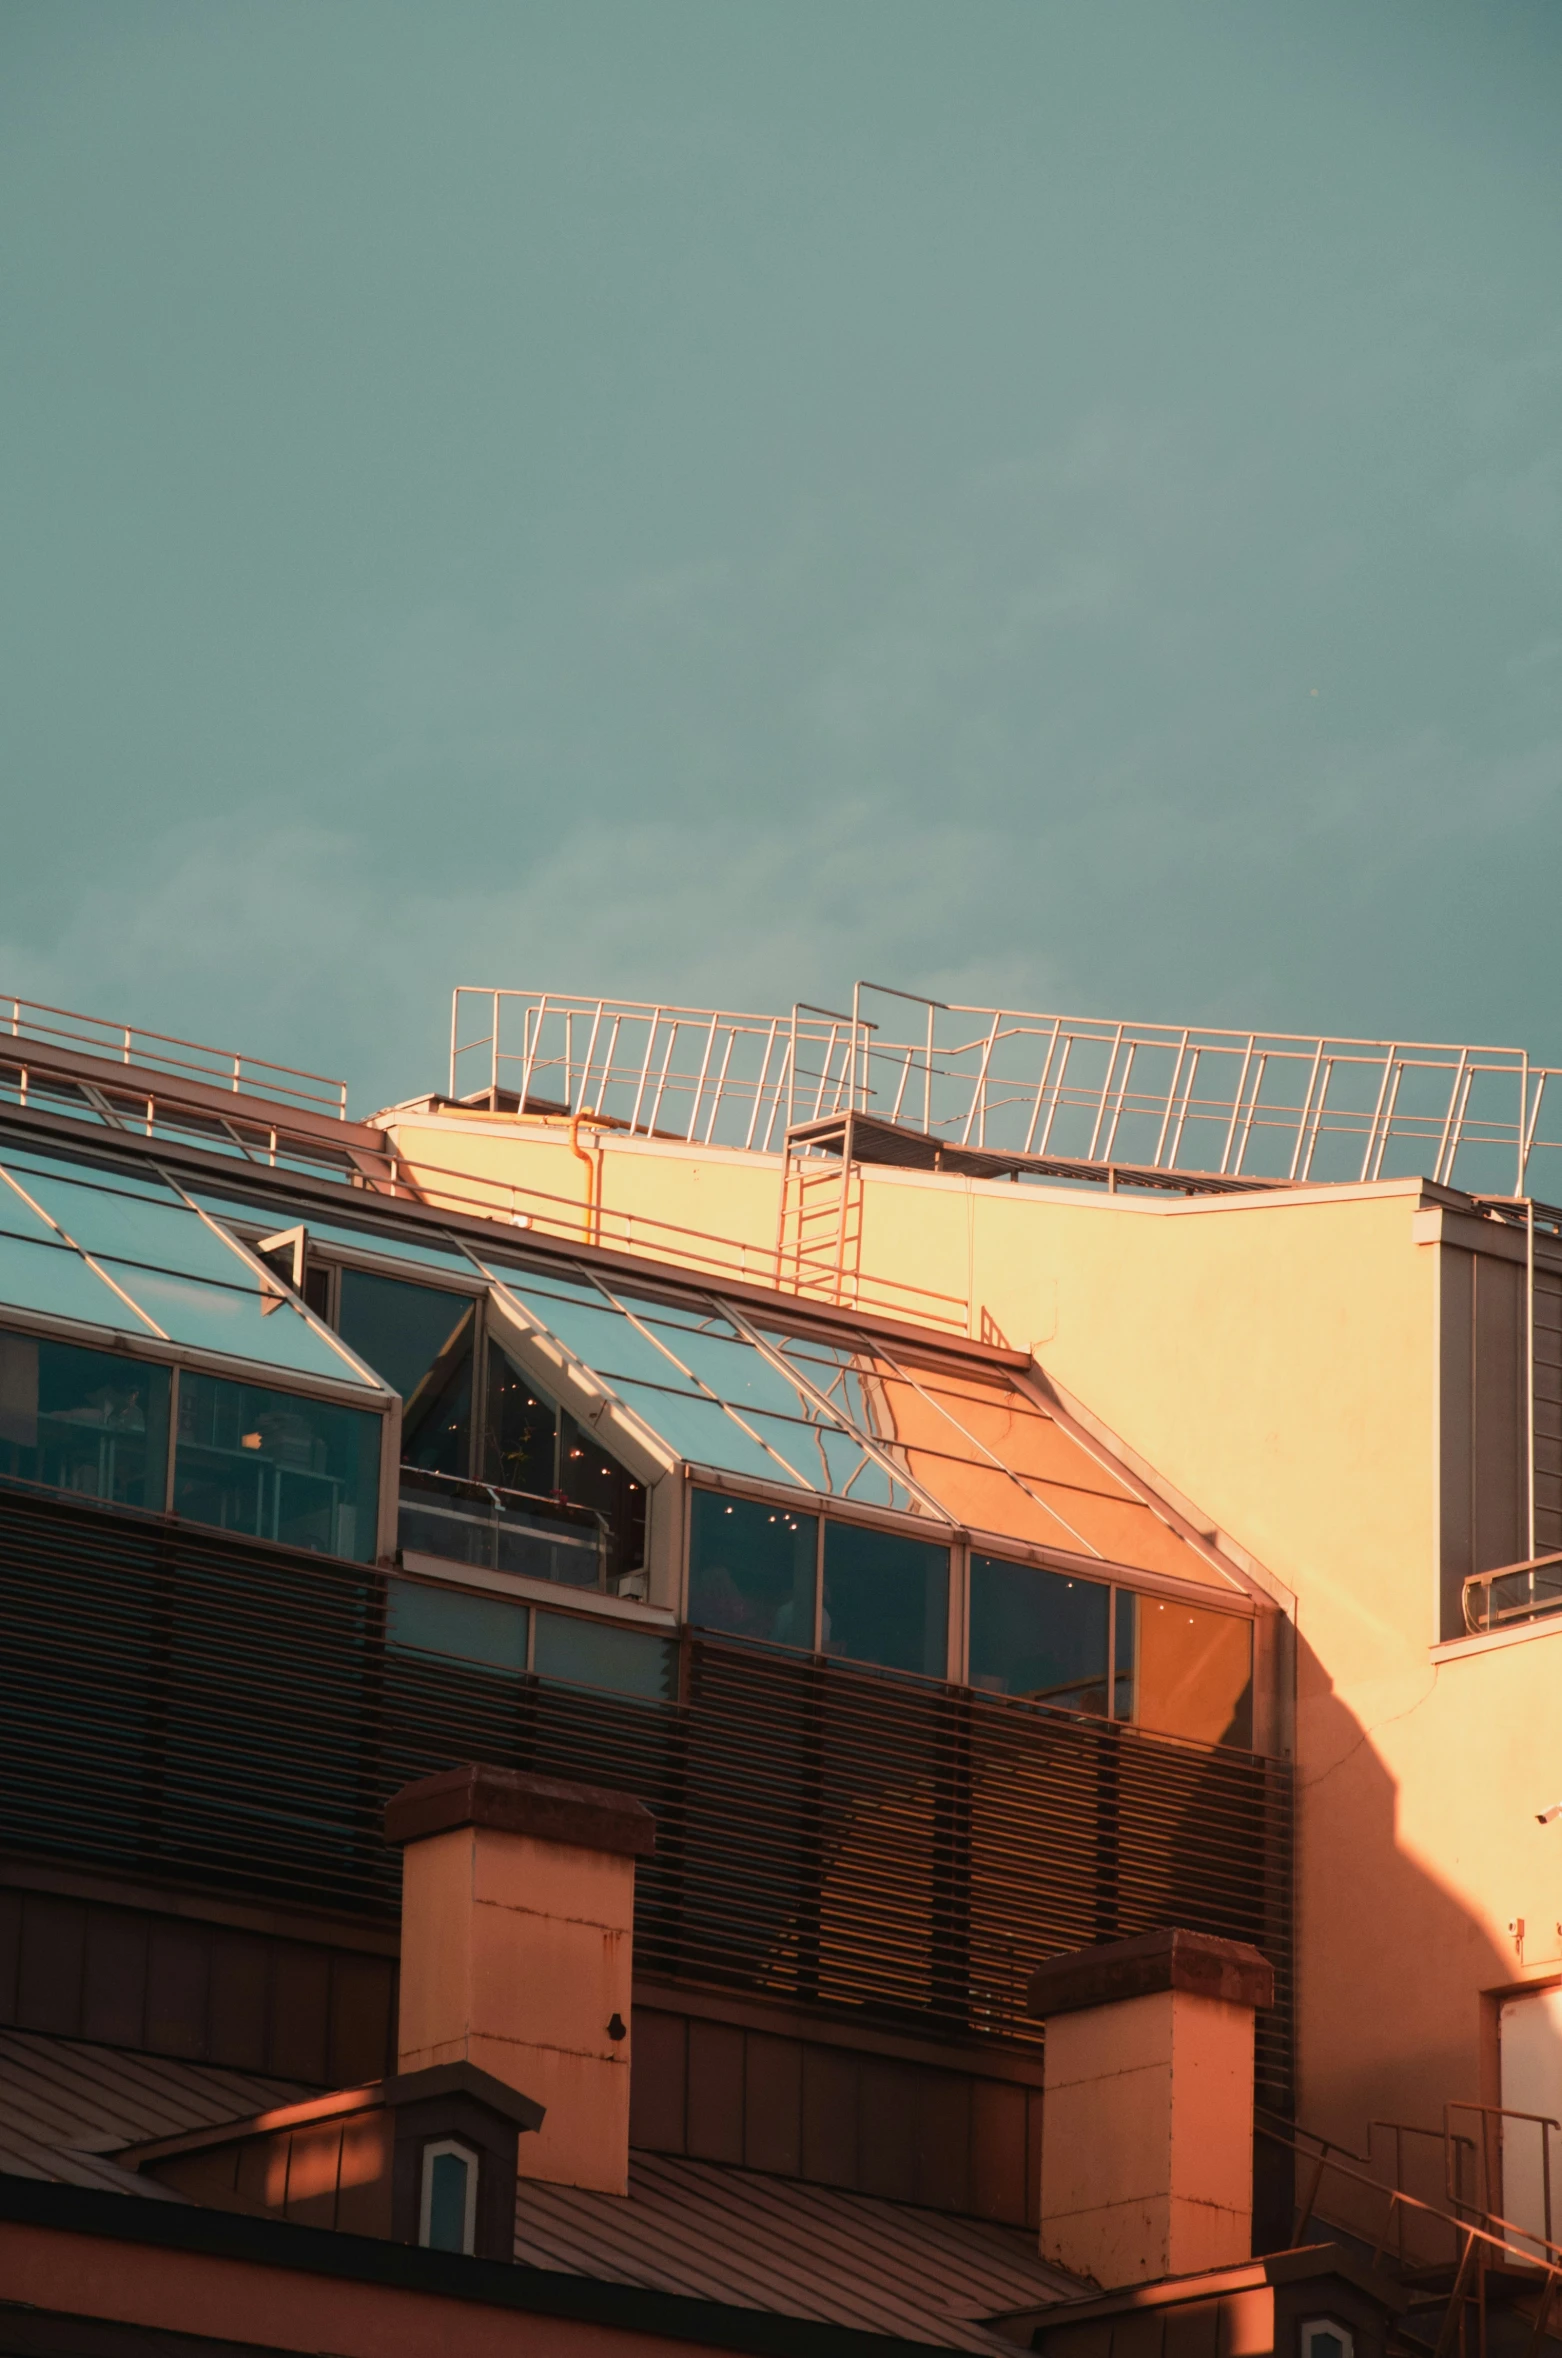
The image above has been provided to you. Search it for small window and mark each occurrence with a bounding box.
[0,1327,170,1513]
[173,1371,382,1561]
[1133,1596,1253,1748]
[822,1520,949,1679]
[1299,2322,1353,2358]
[688,1489,817,1649]
[968,1555,1109,1712]
[419,2138,477,2255]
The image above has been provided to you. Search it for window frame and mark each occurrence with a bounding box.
[682,1471,1262,1740]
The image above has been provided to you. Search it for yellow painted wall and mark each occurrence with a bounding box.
[379,1109,1561,2158]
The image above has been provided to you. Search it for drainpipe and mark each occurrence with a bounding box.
[569,1106,602,1246]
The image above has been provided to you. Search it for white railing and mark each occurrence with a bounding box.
[2,993,348,1119]
[453,984,1562,1199]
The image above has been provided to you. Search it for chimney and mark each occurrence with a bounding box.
[1028,1927,1273,2289]
[384,1764,655,2197]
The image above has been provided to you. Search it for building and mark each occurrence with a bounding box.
[0,983,1557,2355]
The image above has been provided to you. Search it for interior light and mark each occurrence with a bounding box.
[241,1432,263,1451]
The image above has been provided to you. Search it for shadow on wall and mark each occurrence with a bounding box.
[1278,1633,1540,2253]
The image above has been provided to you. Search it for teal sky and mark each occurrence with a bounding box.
[4,2,1561,1112]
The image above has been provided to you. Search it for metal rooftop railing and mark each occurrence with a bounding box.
[451,984,1562,1200]
[4,993,348,1119]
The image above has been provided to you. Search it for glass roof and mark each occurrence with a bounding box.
[0,1144,383,1390]
[480,1258,923,1514]
[473,1253,1239,1582]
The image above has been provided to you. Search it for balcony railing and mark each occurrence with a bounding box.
[1463,1552,1562,1636]
[397,1465,608,1590]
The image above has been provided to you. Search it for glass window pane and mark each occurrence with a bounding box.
[0,1327,169,1511]
[400,1311,475,1477]
[688,1489,817,1649]
[100,1260,368,1383]
[0,1226,149,1333]
[534,1610,676,1700]
[174,1372,382,1561]
[338,1268,473,1403]
[7,1159,249,1286]
[822,1520,949,1679]
[1134,1597,1254,1748]
[192,1193,481,1276]
[482,1339,558,1496]
[497,1282,706,1394]
[968,1555,1109,1712]
[605,1378,807,1488]
[387,1576,528,1670]
[558,1406,645,1580]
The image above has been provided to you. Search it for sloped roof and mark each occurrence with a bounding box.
[0,2029,305,2195]
[513,2149,1079,2350]
[0,2029,1078,2349]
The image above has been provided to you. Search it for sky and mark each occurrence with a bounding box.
[3,1,1561,1114]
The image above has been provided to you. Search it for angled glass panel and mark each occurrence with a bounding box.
[98,1261,371,1384]
[603,1377,807,1487]
[0,1143,180,1204]
[639,1323,819,1418]
[338,1268,472,1403]
[733,1410,919,1512]
[0,1226,151,1332]
[0,1326,169,1512]
[687,1488,817,1649]
[822,1520,949,1678]
[3,1154,257,1288]
[191,1192,482,1276]
[173,1371,382,1560]
[968,1555,1110,1712]
[493,1280,706,1394]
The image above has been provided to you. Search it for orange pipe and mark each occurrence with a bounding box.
[569,1106,602,1243]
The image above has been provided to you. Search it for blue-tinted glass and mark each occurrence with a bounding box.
[968,1555,1110,1712]
[688,1489,817,1648]
[100,1261,369,1383]
[192,1193,481,1275]
[822,1520,949,1678]
[174,1372,382,1560]
[7,1161,252,1288]
[0,1227,150,1332]
[0,1327,169,1511]
[0,1145,178,1204]
[735,1410,915,1510]
[645,1324,816,1416]
[424,2148,472,2252]
[495,1282,705,1393]
[338,1268,472,1403]
[607,1287,729,1333]
[534,1611,676,1700]
[387,1577,528,1669]
[604,1378,806,1487]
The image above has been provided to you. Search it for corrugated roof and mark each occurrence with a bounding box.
[0,2030,1078,2347]
[511,2150,1079,2350]
[0,2028,306,2195]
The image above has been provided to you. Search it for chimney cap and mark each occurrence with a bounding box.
[1027,1926,1273,2018]
[384,1763,656,1858]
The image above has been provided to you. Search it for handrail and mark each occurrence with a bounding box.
[3,991,348,1118]
[394,1143,972,1333]
[1464,1552,1562,1635]
[453,984,1562,1197]
[1259,2109,1562,2358]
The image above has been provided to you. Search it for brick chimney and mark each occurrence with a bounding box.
[384,1764,655,2197]
[1028,1927,1273,2290]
